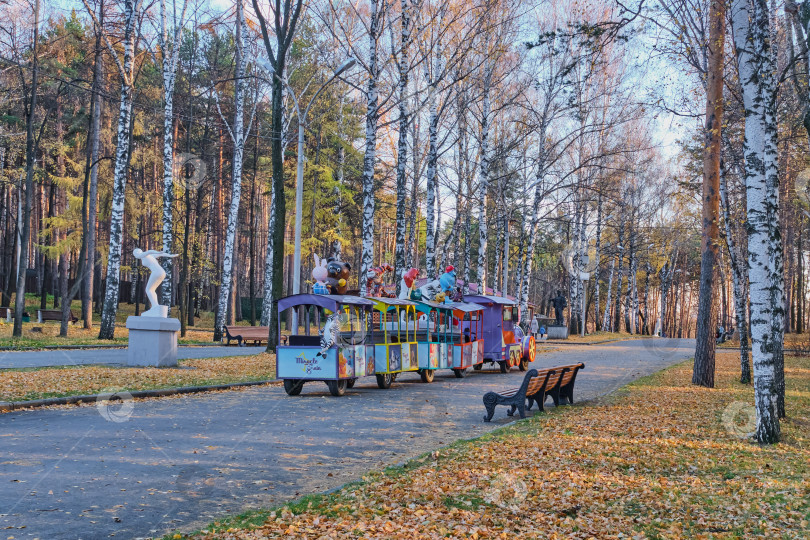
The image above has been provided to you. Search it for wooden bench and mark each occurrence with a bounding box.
[37,309,79,324]
[1,307,31,322]
[223,325,269,346]
[483,363,585,422]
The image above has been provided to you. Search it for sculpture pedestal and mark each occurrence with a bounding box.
[125,316,181,367]
[547,325,569,340]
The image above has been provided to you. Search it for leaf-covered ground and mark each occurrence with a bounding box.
[176,351,810,539]
[0,353,276,402]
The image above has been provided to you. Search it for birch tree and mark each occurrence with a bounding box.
[156,0,190,308]
[393,0,411,293]
[730,0,782,443]
[213,0,254,342]
[83,0,143,340]
[11,0,39,337]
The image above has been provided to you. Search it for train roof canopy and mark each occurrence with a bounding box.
[415,300,484,313]
[463,294,517,306]
[277,294,374,312]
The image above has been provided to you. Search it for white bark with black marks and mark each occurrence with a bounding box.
[96,0,141,340]
[360,0,382,296]
[475,70,493,290]
[158,0,190,307]
[730,0,781,443]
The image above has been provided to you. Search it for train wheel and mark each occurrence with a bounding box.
[473,363,483,371]
[420,369,435,383]
[453,367,468,378]
[283,379,304,396]
[519,359,529,371]
[346,378,357,389]
[376,373,393,389]
[499,361,510,373]
[326,379,347,397]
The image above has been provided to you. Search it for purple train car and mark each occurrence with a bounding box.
[463,294,536,373]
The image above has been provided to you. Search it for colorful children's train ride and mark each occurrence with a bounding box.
[276,258,536,396]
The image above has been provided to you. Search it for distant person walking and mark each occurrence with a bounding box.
[530,317,539,339]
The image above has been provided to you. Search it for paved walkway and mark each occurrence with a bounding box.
[0,338,694,539]
[0,346,266,370]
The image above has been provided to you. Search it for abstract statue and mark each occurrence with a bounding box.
[133,248,179,317]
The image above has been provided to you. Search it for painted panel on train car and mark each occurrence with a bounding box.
[429,343,439,368]
[375,345,387,373]
[409,343,418,369]
[366,345,376,374]
[418,342,431,369]
[338,347,355,378]
[399,343,409,371]
[452,344,462,368]
[277,347,337,379]
[462,342,473,367]
[389,344,402,372]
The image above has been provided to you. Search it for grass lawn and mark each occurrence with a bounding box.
[0,352,275,403]
[557,331,647,344]
[173,351,810,539]
[0,294,267,349]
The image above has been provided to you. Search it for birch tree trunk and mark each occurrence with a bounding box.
[12,0,40,337]
[602,255,615,331]
[213,0,247,342]
[594,190,603,331]
[158,0,189,308]
[519,126,547,324]
[98,0,140,340]
[360,0,382,296]
[731,0,781,443]
[83,7,103,329]
[475,70,493,290]
[424,51,441,276]
[394,0,410,294]
[720,161,751,383]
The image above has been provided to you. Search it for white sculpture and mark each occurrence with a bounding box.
[133,248,178,317]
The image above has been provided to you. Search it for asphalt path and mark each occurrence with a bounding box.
[0,338,694,539]
[0,346,267,370]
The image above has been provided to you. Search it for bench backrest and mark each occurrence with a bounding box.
[288,335,321,347]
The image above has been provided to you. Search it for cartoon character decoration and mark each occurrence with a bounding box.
[418,279,442,303]
[316,310,340,358]
[439,266,457,295]
[367,263,395,297]
[325,257,352,295]
[399,267,419,300]
[312,254,329,295]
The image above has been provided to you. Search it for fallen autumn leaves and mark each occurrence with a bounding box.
[175,352,809,539]
[0,353,276,403]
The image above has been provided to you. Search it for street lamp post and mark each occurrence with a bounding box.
[262,58,356,331]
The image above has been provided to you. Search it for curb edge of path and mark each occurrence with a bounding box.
[0,342,239,352]
[537,337,650,346]
[0,379,279,412]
